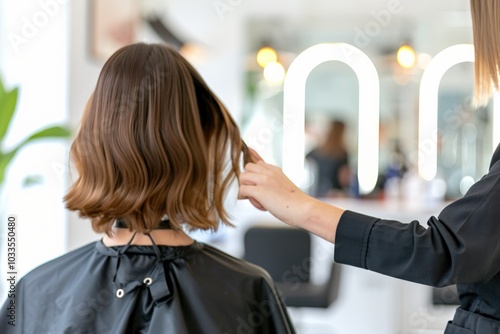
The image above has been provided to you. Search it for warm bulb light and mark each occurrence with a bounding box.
[257,47,278,68]
[397,45,416,69]
[179,43,206,64]
[263,61,285,83]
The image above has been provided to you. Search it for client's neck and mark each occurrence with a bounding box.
[102,228,194,247]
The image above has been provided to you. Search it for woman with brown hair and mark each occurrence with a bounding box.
[1,43,294,333]
[306,120,350,197]
[239,1,500,333]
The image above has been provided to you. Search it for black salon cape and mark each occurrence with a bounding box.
[334,143,500,334]
[1,240,295,334]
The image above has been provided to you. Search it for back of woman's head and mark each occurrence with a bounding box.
[64,43,244,235]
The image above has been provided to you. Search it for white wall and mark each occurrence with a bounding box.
[0,0,70,293]
[65,0,103,251]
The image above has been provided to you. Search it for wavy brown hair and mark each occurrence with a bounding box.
[64,43,244,235]
[470,0,500,106]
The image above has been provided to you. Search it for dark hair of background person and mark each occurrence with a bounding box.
[318,120,347,157]
[64,43,244,236]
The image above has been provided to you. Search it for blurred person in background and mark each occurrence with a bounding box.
[239,0,500,333]
[306,120,351,197]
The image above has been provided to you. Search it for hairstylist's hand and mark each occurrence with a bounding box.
[239,148,344,242]
[238,149,311,228]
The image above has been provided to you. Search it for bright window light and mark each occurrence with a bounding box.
[0,0,70,286]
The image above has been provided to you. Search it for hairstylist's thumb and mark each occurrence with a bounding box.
[238,147,266,211]
[248,147,264,163]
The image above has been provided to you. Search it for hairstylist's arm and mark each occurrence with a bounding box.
[239,149,344,243]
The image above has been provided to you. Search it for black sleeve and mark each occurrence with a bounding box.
[334,162,500,287]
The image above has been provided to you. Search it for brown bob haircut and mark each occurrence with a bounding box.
[65,43,245,235]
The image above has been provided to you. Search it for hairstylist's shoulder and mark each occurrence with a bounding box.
[438,152,500,223]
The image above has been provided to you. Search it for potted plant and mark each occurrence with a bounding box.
[0,78,71,186]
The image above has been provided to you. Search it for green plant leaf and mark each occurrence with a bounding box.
[23,175,43,187]
[0,150,18,185]
[0,76,5,95]
[24,125,71,142]
[0,87,19,141]
[0,125,71,186]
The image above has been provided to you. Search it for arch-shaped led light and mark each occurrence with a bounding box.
[493,91,500,150]
[419,44,500,180]
[419,44,474,181]
[283,43,380,194]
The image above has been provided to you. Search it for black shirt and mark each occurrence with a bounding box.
[334,144,500,333]
[307,149,349,196]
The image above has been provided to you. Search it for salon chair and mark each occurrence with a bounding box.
[244,225,341,308]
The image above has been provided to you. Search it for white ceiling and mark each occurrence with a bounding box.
[164,0,473,56]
